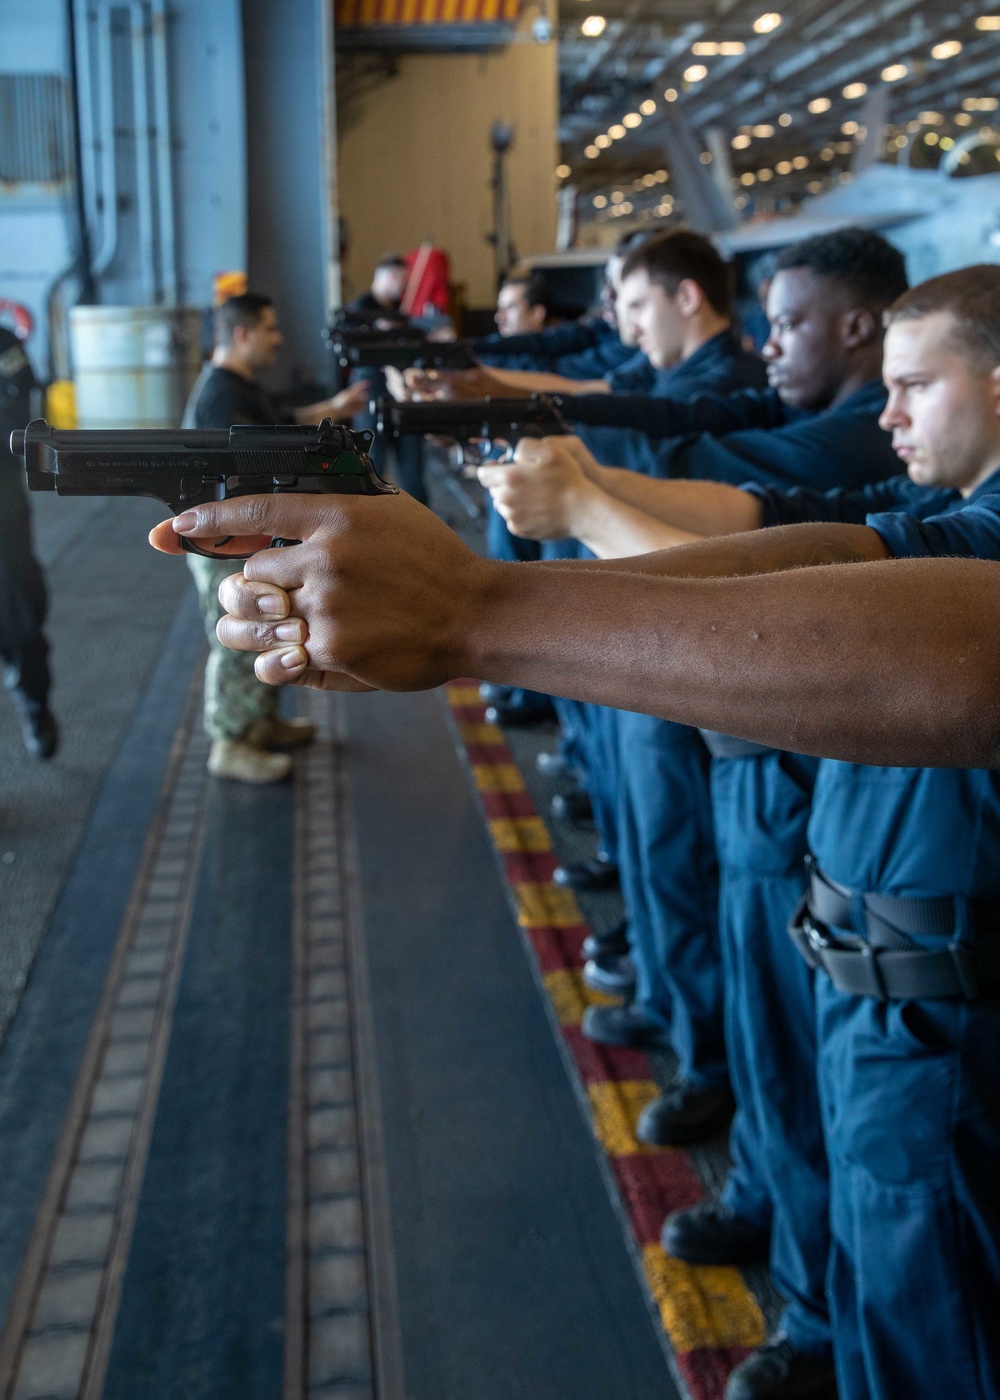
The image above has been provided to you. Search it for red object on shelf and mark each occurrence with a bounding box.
[402,244,451,317]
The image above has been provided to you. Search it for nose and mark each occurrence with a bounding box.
[761,332,780,361]
[879,391,906,431]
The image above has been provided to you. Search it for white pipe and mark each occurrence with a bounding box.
[130,2,159,302]
[91,2,120,277]
[150,0,178,304]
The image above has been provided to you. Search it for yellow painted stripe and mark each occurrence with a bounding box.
[482,0,501,18]
[460,0,479,19]
[502,0,519,19]
[489,816,552,853]
[441,0,460,21]
[359,0,379,24]
[445,684,482,705]
[642,1244,767,1352]
[401,0,420,23]
[515,882,582,928]
[588,1080,662,1155]
[543,967,618,1026]
[472,763,524,794]
[459,722,504,746]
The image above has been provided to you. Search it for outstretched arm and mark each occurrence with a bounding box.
[148,493,1000,768]
[479,436,762,555]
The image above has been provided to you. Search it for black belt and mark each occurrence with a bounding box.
[788,862,1000,1000]
[699,730,777,760]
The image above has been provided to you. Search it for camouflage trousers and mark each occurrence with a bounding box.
[187,554,278,741]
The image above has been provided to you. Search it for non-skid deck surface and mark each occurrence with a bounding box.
[0,596,677,1397]
[443,685,770,1400]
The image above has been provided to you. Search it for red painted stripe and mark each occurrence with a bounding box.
[464,743,514,765]
[502,851,559,884]
[611,1154,705,1246]
[677,1346,756,1396]
[524,925,589,970]
[480,791,538,820]
[562,1025,653,1084]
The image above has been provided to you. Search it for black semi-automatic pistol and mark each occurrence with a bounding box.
[375,394,569,463]
[10,417,397,558]
[325,326,478,374]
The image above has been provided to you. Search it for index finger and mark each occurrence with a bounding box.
[168,494,341,548]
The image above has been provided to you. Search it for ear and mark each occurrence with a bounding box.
[675,278,705,317]
[841,306,878,349]
[988,363,1000,418]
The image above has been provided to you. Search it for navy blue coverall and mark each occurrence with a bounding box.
[749,468,1000,1399]
[547,332,767,879]
[574,382,901,1102]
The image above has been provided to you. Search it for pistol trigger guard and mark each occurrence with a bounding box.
[179,536,255,562]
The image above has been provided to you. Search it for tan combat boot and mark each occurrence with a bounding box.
[246,716,317,750]
[207,738,293,784]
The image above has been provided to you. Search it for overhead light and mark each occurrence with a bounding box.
[732,133,752,149]
[808,96,832,114]
[641,173,656,186]
[741,171,757,185]
[593,195,608,208]
[955,112,973,126]
[820,145,834,160]
[976,14,1000,28]
[881,63,908,82]
[692,40,746,55]
[843,82,868,99]
[940,135,955,150]
[807,179,823,193]
[664,87,678,102]
[835,140,853,153]
[735,193,749,208]
[842,120,859,135]
[776,159,792,173]
[758,167,774,181]
[555,164,571,178]
[931,39,963,59]
[622,112,642,128]
[594,133,612,148]
[611,189,624,203]
[581,14,606,36]
[584,144,600,157]
[753,12,782,33]
[699,150,713,163]
[964,96,1000,110]
[654,168,668,181]
[608,124,626,138]
[620,201,633,213]
[778,112,793,126]
[684,64,708,82]
[752,123,775,137]
[925,131,940,145]
[792,154,809,169]
[919,111,944,124]
[640,99,657,115]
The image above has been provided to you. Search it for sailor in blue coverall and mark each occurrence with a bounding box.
[567,264,1000,1400]
[550,231,907,1154]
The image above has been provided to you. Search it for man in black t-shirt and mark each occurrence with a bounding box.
[183,293,366,783]
[0,327,57,759]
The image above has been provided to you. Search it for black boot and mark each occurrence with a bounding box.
[551,790,593,825]
[553,855,619,890]
[725,1335,838,1400]
[661,1200,770,1265]
[581,918,630,961]
[637,1079,735,1146]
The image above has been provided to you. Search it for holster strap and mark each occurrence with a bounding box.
[788,865,1000,1000]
